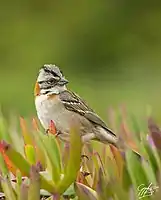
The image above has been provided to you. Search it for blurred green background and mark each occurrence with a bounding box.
[1,1,161,120]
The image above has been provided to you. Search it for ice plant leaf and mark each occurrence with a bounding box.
[39,172,56,193]
[0,154,8,175]
[93,151,106,177]
[44,134,61,176]
[56,126,82,194]
[110,145,124,180]
[148,118,161,151]
[75,182,98,200]
[142,158,157,184]
[34,132,61,184]
[0,140,30,176]
[62,143,70,169]
[35,146,46,170]
[19,182,28,200]
[144,142,161,174]
[96,167,112,199]
[62,183,76,198]
[32,117,39,132]
[1,177,16,200]
[92,167,99,190]
[125,150,148,195]
[28,165,40,200]
[25,144,36,165]
[0,142,17,175]
[20,117,34,145]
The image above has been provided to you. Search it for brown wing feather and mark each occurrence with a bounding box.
[59,90,116,137]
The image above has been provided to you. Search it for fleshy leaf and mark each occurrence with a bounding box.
[34,132,61,184]
[1,176,16,200]
[0,154,9,175]
[148,118,161,151]
[32,117,39,132]
[62,183,76,198]
[28,165,40,200]
[20,117,34,145]
[19,182,29,200]
[75,182,98,200]
[56,126,82,194]
[110,145,124,180]
[0,140,30,176]
[0,143,17,175]
[25,145,36,165]
[35,146,46,170]
[39,172,56,193]
[125,149,148,195]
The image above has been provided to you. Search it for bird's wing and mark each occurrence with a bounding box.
[59,90,116,137]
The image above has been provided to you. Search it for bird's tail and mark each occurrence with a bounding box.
[114,136,140,155]
[95,127,140,155]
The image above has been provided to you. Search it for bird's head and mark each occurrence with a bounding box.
[34,64,69,96]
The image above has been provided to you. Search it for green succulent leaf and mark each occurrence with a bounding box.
[0,140,31,176]
[63,183,76,198]
[25,145,36,165]
[1,177,16,200]
[34,131,61,184]
[56,126,82,194]
[0,153,8,175]
[39,171,56,193]
[75,182,98,200]
[125,150,148,197]
[19,182,29,200]
[28,165,40,200]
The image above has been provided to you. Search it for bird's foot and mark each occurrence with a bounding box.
[81,171,91,177]
[81,154,89,160]
[55,130,62,138]
[80,154,91,178]
[45,129,49,135]
[45,129,62,138]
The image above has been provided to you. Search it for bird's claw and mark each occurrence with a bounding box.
[81,171,91,177]
[81,154,89,160]
[45,129,49,135]
[45,129,62,138]
[55,131,62,138]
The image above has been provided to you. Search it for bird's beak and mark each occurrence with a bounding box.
[59,77,69,85]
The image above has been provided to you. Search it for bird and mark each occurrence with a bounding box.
[34,64,125,149]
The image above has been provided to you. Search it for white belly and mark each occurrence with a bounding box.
[35,95,72,133]
[35,94,96,142]
[35,94,118,145]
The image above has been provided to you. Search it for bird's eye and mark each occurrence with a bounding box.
[51,71,59,77]
[47,79,55,84]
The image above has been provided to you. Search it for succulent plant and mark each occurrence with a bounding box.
[0,109,161,199]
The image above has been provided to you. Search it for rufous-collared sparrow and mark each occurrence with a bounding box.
[34,64,123,148]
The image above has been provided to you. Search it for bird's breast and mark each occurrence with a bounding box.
[35,94,75,133]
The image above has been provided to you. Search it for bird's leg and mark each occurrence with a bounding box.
[45,129,49,135]
[80,133,94,162]
[55,130,62,138]
[80,158,91,178]
[81,154,89,160]
[80,146,91,178]
[46,129,62,139]
[81,171,91,177]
